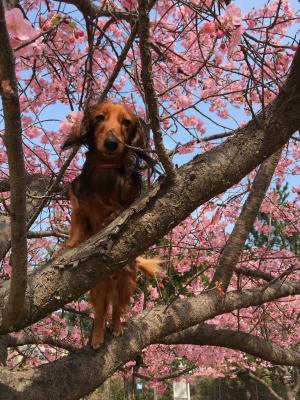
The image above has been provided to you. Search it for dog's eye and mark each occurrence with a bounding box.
[95,114,105,123]
[122,119,131,127]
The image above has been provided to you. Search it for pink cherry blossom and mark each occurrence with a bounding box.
[228,25,245,55]
[5,8,36,41]
[202,21,216,35]
[225,4,243,28]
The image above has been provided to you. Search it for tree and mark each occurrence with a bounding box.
[0,0,300,399]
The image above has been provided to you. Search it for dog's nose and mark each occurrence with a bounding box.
[104,137,118,152]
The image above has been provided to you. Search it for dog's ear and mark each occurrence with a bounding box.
[131,118,149,150]
[61,112,91,151]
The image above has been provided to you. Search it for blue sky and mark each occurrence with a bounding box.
[238,0,299,12]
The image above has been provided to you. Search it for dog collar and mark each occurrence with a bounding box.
[95,162,121,169]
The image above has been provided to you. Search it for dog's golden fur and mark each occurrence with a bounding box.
[63,100,162,349]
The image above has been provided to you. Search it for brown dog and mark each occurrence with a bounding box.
[62,100,162,349]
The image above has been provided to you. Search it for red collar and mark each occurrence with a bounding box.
[95,162,121,169]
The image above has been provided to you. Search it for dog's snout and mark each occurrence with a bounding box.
[104,137,118,152]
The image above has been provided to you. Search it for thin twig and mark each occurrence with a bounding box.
[138,0,177,180]
[98,23,139,102]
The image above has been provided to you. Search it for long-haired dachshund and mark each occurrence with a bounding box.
[62,100,162,349]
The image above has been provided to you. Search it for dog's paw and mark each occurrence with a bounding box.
[90,336,104,350]
[52,242,74,258]
[52,247,66,258]
[110,324,124,337]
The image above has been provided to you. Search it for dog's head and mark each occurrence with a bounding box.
[62,101,148,159]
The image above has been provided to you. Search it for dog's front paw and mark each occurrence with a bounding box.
[90,335,104,350]
[110,323,124,337]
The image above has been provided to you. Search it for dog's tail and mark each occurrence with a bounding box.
[135,256,164,278]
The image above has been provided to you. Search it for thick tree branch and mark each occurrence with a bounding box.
[161,323,300,366]
[0,0,28,326]
[138,0,177,179]
[1,280,300,399]
[209,150,282,291]
[235,266,275,282]
[7,334,76,353]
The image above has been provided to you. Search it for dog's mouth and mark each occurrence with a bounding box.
[103,152,120,160]
[96,147,124,160]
